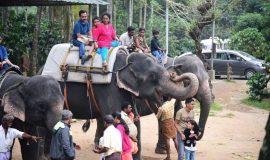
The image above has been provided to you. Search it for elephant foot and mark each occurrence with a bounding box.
[155,147,167,154]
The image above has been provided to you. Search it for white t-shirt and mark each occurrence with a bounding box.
[0,125,24,152]
[121,111,137,139]
[103,125,122,157]
[120,32,133,47]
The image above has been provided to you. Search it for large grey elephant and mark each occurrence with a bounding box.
[0,69,64,160]
[135,54,213,153]
[41,52,199,160]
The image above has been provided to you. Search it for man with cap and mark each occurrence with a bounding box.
[93,114,122,159]
[0,114,39,160]
[50,109,80,160]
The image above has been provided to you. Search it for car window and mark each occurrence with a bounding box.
[228,54,243,61]
[216,53,228,60]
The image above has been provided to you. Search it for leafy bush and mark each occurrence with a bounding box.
[229,28,269,60]
[233,13,264,32]
[246,73,269,101]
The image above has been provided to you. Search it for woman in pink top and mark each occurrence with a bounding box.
[112,112,132,160]
[93,13,119,67]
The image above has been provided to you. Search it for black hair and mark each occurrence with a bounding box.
[187,119,200,133]
[121,102,130,110]
[185,98,194,104]
[152,30,159,35]
[112,112,130,135]
[127,26,135,32]
[139,28,145,32]
[101,12,111,23]
[79,10,87,16]
[92,16,100,24]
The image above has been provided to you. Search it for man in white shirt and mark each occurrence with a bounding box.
[120,26,135,51]
[0,114,38,160]
[93,115,122,159]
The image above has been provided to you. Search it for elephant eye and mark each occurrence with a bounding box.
[149,72,158,81]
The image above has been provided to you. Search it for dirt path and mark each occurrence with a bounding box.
[12,79,269,160]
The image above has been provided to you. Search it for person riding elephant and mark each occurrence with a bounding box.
[0,69,64,160]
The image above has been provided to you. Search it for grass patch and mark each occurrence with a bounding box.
[210,102,223,111]
[241,98,270,111]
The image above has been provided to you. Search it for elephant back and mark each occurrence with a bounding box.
[41,43,128,84]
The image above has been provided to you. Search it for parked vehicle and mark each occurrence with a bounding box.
[202,50,265,79]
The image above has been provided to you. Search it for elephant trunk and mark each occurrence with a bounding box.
[160,72,199,100]
[197,81,212,140]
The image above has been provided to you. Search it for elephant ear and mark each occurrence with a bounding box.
[2,83,26,122]
[116,63,140,96]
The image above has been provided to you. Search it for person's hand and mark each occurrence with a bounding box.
[75,145,81,150]
[92,148,99,153]
[12,64,20,69]
[31,136,43,142]
[181,133,186,140]
[134,115,140,122]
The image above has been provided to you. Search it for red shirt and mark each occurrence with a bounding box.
[93,23,116,48]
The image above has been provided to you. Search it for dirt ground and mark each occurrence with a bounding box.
[12,79,269,160]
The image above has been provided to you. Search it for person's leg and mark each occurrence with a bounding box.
[164,138,171,160]
[172,137,178,152]
[100,48,109,66]
[185,149,191,160]
[177,133,184,160]
[190,151,196,160]
[73,40,85,58]
[88,45,95,58]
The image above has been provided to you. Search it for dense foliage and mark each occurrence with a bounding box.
[247,73,269,101]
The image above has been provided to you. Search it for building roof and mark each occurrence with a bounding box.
[0,0,109,6]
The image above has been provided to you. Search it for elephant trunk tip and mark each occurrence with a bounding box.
[82,119,91,132]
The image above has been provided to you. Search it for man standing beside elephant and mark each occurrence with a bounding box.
[50,110,80,160]
[0,114,39,160]
[175,98,196,160]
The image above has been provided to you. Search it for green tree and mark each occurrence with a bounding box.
[233,13,264,32]
[229,28,269,60]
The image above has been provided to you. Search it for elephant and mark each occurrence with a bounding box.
[0,69,64,160]
[134,54,213,154]
[38,51,199,160]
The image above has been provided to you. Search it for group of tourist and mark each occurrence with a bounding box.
[157,98,200,160]
[72,10,166,67]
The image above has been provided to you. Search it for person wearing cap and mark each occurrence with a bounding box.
[93,114,122,159]
[0,35,19,74]
[0,114,39,160]
[50,110,80,160]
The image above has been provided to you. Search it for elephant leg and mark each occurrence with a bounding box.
[19,126,49,160]
[133,120,141,160]
[94,118,105,145]
[155,99,182,154]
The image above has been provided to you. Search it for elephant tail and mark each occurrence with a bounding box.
[82,119,91,132]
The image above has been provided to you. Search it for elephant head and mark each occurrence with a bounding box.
[116,52,199,106]
[166,54,212,139]
[1,75,64,131]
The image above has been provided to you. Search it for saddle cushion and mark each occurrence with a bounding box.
[42,43,124,84]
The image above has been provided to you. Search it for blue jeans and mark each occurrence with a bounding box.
[177,133,185,160]
[185,149,196,160]
[152,50,164,65]
[97,48,109,62]
[72,39,85,58]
